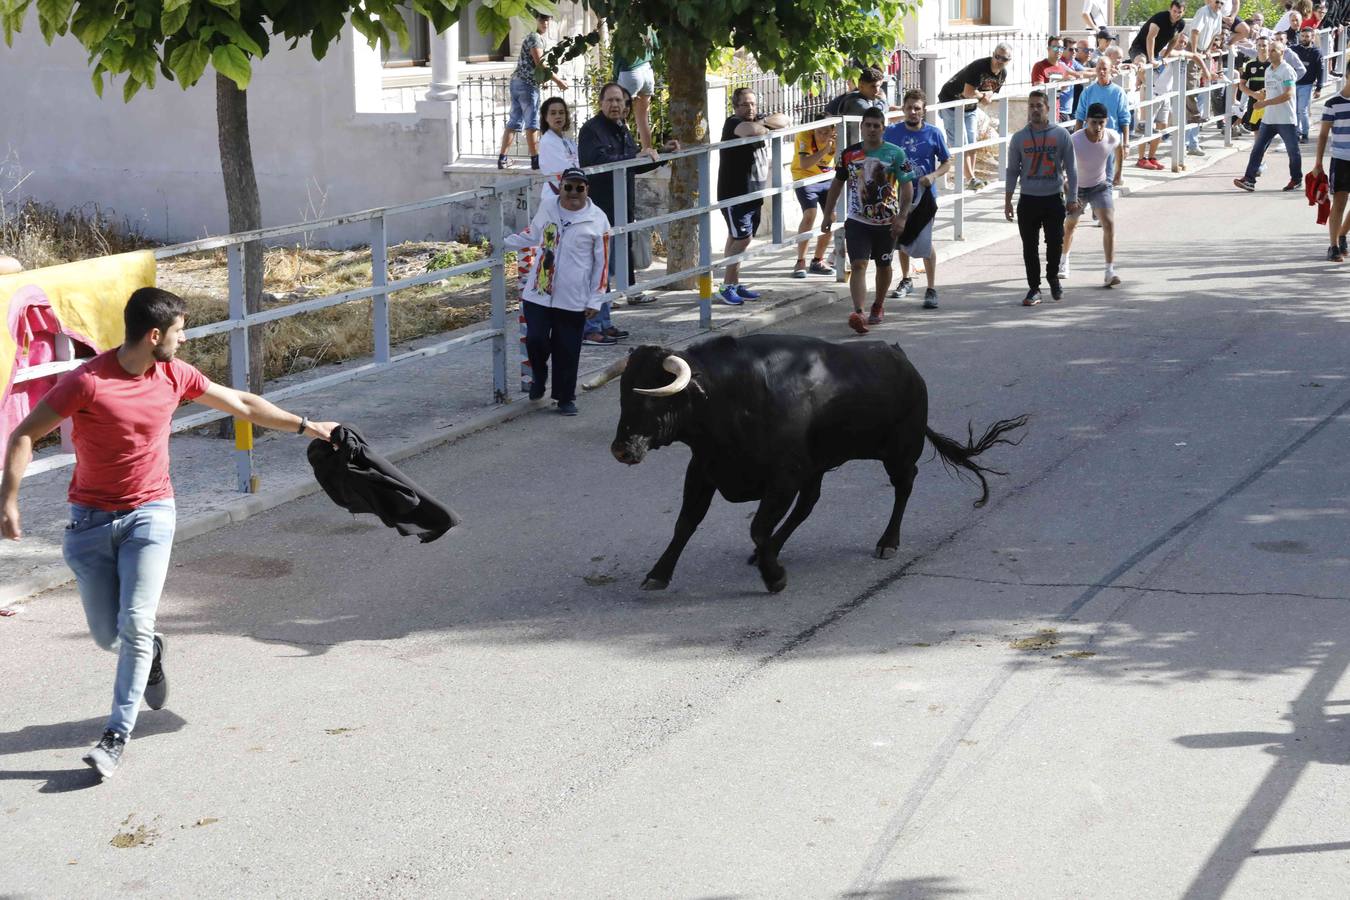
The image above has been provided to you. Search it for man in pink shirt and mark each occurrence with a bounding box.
[1,287,338,779]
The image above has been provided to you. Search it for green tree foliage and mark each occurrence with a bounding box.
[1,0,552,100]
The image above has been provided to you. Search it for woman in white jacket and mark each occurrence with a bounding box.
[504,167,610,415]
[538,97,580,204]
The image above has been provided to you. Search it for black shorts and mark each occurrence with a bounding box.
[1332,158,1350,194]
[723,200,762,241]
[844,219,894,265]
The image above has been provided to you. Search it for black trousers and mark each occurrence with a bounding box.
[1016,194,1065,290]
[522,300,586,402]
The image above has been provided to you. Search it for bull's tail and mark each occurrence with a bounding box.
[925,415,1029,508]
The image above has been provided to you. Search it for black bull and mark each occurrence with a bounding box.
[606,334,1027,593]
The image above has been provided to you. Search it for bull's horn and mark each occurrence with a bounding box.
[581,354,630,391]
[634,354,692,397]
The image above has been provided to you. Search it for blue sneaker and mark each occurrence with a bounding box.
[718,284,744,306]
[556,400,578,416]
[734,284,761,300]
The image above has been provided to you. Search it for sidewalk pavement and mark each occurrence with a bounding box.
[0,131,1245,605]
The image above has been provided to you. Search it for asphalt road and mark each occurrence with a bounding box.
[5,149,1350,898]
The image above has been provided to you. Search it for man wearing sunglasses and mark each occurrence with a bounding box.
[937,44,1011,190]
[504,168,611,415]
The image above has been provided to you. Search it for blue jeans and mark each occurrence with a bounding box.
[940,106,978,154]
[583,299,613,336]
[1297,84,1313,138]
[505,78,540,132]
[1243,123,1302,184]
[63,500,176,737]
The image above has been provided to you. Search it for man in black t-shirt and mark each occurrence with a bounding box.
[1129,1,1186,65]
[1239,38,1270,130]
[830,67,897,144]
[716,87,789,306]
[937,45,1010,188]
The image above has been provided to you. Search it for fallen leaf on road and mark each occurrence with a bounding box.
[111,825,157,849]
[324,727,359,736]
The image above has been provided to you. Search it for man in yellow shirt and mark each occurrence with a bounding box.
[791,120,838,278]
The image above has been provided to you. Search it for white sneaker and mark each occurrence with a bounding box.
[1105,268,1121,287]
[1060,256,1071,279]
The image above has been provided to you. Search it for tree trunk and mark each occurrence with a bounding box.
[215,73,265,395]
[664,41,708,289]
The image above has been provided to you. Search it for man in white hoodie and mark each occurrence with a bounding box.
[506,167,610,415]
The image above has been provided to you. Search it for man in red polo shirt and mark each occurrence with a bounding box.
[1,287,338,779]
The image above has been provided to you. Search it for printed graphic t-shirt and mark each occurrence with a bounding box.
[791,130,835,182]
[513,32,546,84]
[882,122,950,197]
[833,141,917,225]
[43,349,210,509]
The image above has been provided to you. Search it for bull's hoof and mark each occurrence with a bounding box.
[641,577,669,591]
[875,546,898,560]
[765,575,788,593]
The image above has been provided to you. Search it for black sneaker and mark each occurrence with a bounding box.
[1022,289,1042,307]
[556,400,578,416]
[1339,235,1348,255]
[144,633,168,710]
[497,154,510,170]
[922,288,939,309]
[528,383,546,401]
[1330,245,1346,263]
[1048,280,1064,302]
[83,730,126,779]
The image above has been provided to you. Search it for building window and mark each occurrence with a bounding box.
[947,0,989,25]
[459,0,510,62]
[383,6,430,67]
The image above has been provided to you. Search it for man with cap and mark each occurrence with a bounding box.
[503,167,610,415]
[497,10,570,171]
[1063,103,1123,287]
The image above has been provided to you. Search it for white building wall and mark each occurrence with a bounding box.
[904,0,1060,89]
[0,27,456,245]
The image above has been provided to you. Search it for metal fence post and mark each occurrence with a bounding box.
[697,150,713,329]
[1173,59,1186,172]
[226,244,254,493]
[1144,64,1156,150]
[487,192,508,403]
[613,167,630,293]
[1223,48,1236,148]
[953,103,966,241]
[770,133,785,245]
[371,215,390,364]
[833,117,848,280]
[997,95,1010,183]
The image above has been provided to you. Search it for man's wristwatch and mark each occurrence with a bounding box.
[297,416,309,435]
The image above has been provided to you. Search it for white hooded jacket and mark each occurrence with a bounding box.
[505,194,610,313]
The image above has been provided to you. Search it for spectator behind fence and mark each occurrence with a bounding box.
[1063,103,1123,287]
[503,168,608,415]
[1074,57,1131,185]
[1032,36,1076,122]
[537,97,579,202]
[1292,26,1325,142]
[1234,41,1303,192]
[1312,76,1350,261]
[1073,41,1093,108]
[1005,91,1078,307]
[717,87,789,305]
[614,26,659,153]
[1136,34,1185,170]
[1129,1,1187,67]
[497,10,569,171]
[828,67,894,145]
[578,82,680,343]
[937,44,1011,191]
[820,106,915,333]
[1093,28,1113,63]
[884,89,952,310]
[790,118,838,279]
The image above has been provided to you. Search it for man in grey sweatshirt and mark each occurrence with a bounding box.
[1005,90,1080,305]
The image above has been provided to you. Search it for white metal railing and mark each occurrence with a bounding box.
[13,27,1347,490]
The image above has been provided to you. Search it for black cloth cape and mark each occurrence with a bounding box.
[307,424,460,543]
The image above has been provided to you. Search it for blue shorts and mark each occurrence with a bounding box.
[794,181,832,210]
[506,78,540,132]
[723,200,762,241]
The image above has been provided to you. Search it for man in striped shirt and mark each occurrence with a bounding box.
[1312,79,1350,261]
